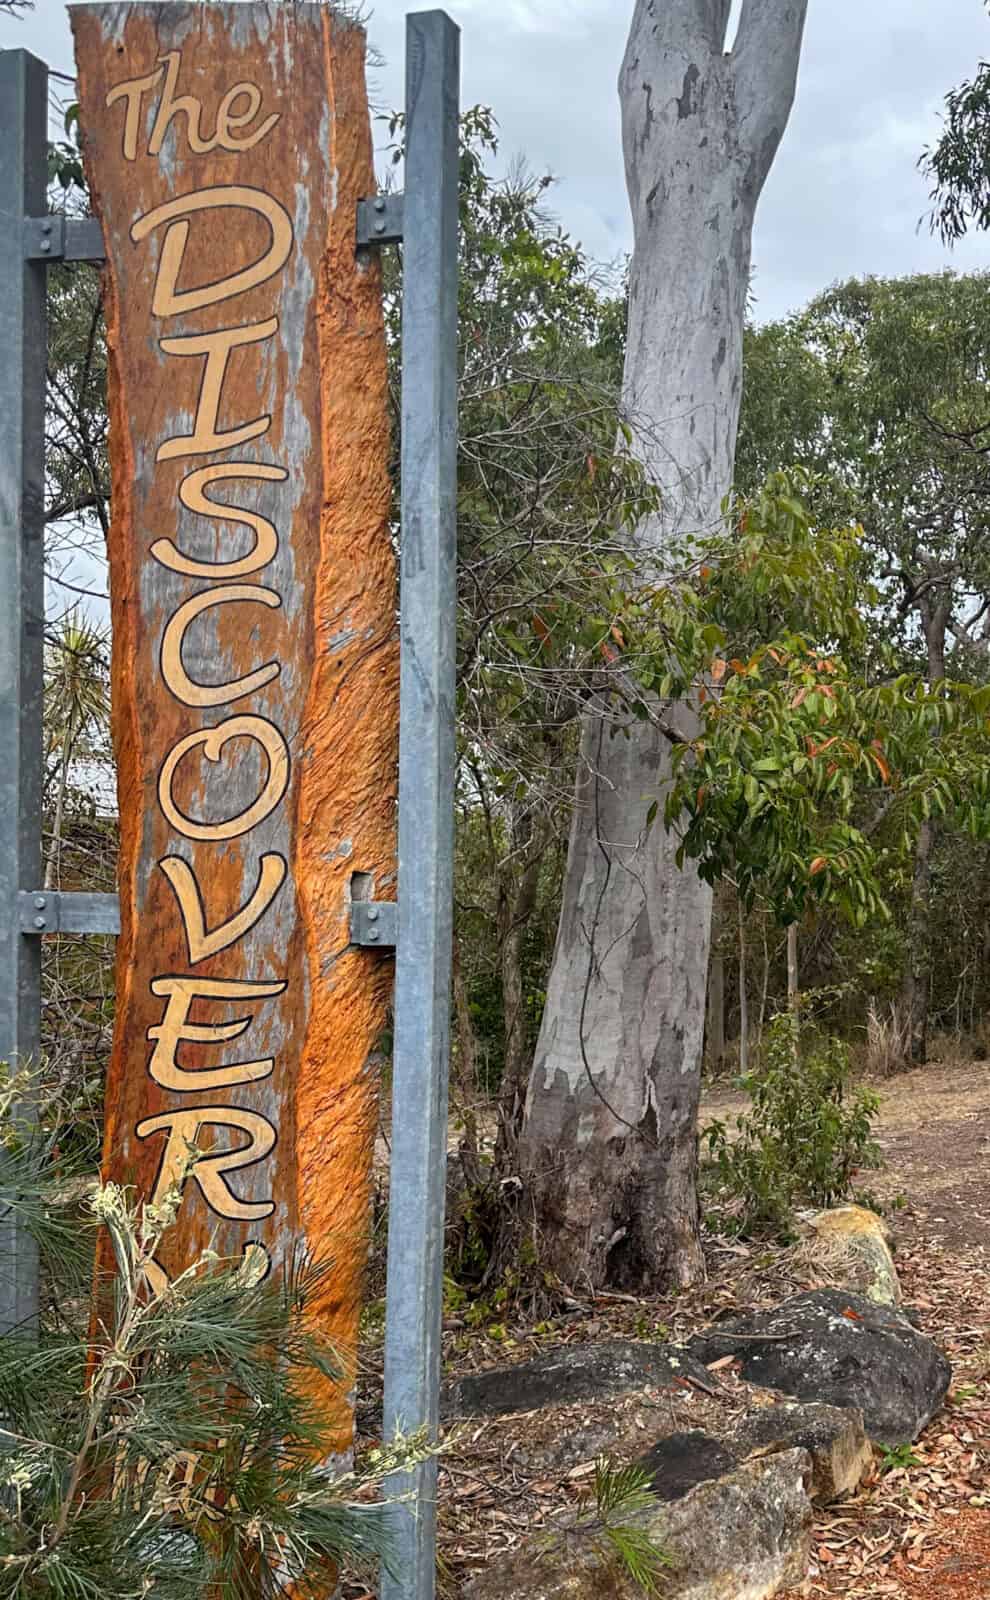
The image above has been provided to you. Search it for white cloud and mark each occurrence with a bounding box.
[452,0,601,35]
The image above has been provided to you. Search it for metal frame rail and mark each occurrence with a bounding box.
[0,14,458,1598]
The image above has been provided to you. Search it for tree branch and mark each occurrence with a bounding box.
[626,0,734,54]
[46,493,102,526]
[733,0,810,184]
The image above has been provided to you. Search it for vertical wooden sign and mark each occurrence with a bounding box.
[72,2,397,1451]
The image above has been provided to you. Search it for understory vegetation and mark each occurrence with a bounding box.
[704,1011,882,1239]
[0,1078,426,1599]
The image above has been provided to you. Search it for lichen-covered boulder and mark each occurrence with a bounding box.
[804,1204,901,1306]
[635,1405,870,1508]
[731,1400,872,1502]
[463,1448,813,1600]
[689,1290,951,1446]
[440,1339,713,1420]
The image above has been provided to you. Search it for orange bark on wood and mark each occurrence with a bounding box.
[72,2,396,1457]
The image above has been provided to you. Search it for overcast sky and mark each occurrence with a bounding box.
[6,0,990,323]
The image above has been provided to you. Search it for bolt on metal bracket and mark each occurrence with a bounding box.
[18,891,121,936]
[356,193,405,247]
[26,200,399,261]
[349,899,398,948]
[23,214,106,263]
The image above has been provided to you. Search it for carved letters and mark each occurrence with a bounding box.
[74,4,397,1442]
[103,51,291,1287]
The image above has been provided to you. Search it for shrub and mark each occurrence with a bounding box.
[704,1011,881,1237]
[0,1079,430,1599]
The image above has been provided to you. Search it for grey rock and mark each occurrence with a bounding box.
[440,1339,713,1421]
[732,1400,872,1503]
[689,1289,951,1446]
[464,1448,813,1600]
[513,1419,627,1475]
[636,1431,739,1502]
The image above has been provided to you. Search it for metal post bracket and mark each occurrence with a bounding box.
[18,890,121,935]
[24,215,106,264]
[349,899,398,948]
[28,204,392,261]
[356,193,405,247]
[23,213,63,259]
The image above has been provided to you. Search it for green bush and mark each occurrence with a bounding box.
[0,1074,431,1600]
[704,1011,881,1237]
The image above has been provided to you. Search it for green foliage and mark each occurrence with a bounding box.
[732,272,990,1047]
[605,467,990,930]
[739,274,990,672]
[381,109,641,1137]
[48,106,86,196]
[921,4,990,243]
[45,612,108,747]
[876,1443,922,1475]
[705,1012,882,1238]
[569,1460,673,1596]
[0,1103,432,1600]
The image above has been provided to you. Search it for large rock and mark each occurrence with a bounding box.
[689,1290,951,1446]
[804,1204,901,1306]
[636,1403,870,1509]
[637,1431,739,1502]
[731,1400,872,1503]
[464,1448,813,1599]
[440,1339,714,1420]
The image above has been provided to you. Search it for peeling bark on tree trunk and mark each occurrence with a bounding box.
[519,0,808,1290]
[495,813,546,1169]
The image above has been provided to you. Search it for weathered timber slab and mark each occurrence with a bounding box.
[72,2,396,1455]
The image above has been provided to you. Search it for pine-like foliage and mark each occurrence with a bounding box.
[0,1083,428,1599]
[557,1459,674,1596]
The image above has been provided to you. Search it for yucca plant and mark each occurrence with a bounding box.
[43,612,110,892]
[0,1084,428,1599]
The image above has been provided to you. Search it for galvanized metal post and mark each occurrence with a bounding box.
[381,12,459,1600]
[0,50,48,1337]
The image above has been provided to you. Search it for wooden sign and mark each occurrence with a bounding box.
[72,2,397,1450]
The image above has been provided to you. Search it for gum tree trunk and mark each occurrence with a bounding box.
[707,950,726,1065]
[899,596,949,1065]
[787,923,799,1008]
[518,0,808,1290]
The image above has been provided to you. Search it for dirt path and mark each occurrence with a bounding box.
[705,1058,990,1248]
